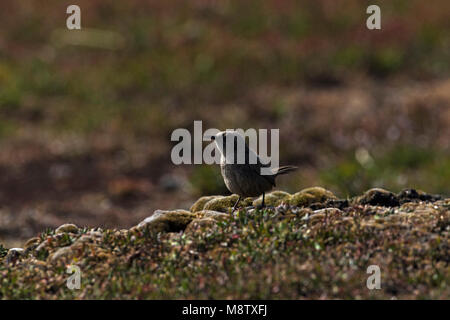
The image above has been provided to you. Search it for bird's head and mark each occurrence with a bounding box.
[211,131,248,161]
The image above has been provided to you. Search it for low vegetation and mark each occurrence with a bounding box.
[1,188,448,299]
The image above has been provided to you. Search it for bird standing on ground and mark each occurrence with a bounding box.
[211,131,297,212]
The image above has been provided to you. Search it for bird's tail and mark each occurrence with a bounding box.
[275,165,298,176]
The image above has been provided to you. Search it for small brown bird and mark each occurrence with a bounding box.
[211,131,297,212]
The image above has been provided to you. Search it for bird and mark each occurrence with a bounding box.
[210,130,298,212]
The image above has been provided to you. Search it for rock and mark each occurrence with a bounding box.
[322,199,349,210]
[309,212,326,223]
[196,210,230,221]
[288,187,337,207]
[49,246,74,262]
[35,241,49,254]
[313,208,343,216]
[190,195,221,212]
[5,248,25,264]
[75,234,97,244]
[24,237,41,250]
[397,188,442,204]
[30,260,47,271]
[361,221,384,229]
[85,230,103,239]
[253,191,291,207]
[295,208,314,218]
[307,208,343,223]
[136,209,198,233]
[55,223,79,234]
[185,218,217,234]
[354,188,399,207]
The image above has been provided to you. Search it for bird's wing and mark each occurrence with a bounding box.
[248,160,276,187]
[244,143,276,186]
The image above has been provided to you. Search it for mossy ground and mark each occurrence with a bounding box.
[1,2,450,249]
[1,189,448,299]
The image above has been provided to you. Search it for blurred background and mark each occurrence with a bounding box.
[0,0,449,246]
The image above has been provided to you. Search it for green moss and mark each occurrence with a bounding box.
[190,195,222,212]
[202,195,253,212]
[192,195,254,213]
[242,197,255,207]
[203,195,240,213]
[253,190,291,207]
[136,210,198,233]
[288,187,337,207]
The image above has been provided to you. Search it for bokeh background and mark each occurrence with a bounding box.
[0,0,449,246]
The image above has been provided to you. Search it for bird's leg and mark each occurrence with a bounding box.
[231,196,242,213]
[261,192,265,208]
